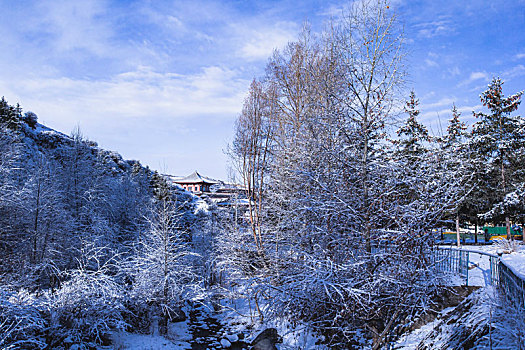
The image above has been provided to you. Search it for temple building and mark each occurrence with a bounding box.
[171,171,218,194]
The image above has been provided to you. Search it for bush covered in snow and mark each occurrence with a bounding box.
[0,289,47,349]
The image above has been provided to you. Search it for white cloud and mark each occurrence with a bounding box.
[236,21,299,61]
[36,0,115,56]
[318,4,345,18]
[414,18,454,38]
[425,58,438,67]
[459,71,490,87]
[0,64,251,178]
[2,65,249,130]
[448,66,461,77]
[421,97,456,110]
[503,64,525,80]
[516,53,525,60]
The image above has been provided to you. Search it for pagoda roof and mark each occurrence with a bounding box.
[172,171,218,185]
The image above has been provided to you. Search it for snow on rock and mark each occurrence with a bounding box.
[225,333,239,342]
[220,338,231,348]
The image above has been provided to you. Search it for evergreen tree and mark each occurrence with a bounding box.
[472,77,524,238]
[443,105,467,148]
[391,91,433,206]
[394,91,431,166]
[440,105,476,244]
[0,97,22,131]
[22,111,38,129]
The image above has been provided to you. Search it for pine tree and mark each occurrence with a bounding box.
[440,105,474,245]
[443,105,467,148]
[0,97,22,131]
[394,91,431,166]
[472,77,524,239]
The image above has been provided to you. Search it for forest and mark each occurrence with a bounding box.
[1,0,525,349]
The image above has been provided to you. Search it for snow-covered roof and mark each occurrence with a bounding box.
[172,171,218,185]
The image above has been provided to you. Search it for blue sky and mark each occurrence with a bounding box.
[0,0,524,180]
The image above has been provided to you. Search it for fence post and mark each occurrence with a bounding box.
[466,251,469,287]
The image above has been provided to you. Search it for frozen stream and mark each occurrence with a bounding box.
[109,304,250,349]
[187,304,249,350]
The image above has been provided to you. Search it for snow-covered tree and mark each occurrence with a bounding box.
[20,154,65,271]
[472,77,524,238]
[225,1,465,347]
[230,79,276,251]
[129,197,200,334]
[49,240,125,345]
[394,91,431,164]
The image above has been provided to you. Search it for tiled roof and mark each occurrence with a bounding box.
[172,171,218,184]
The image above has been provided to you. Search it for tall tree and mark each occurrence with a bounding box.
[472,77,524,239]
[440,105,473,245]
[394,91,431,165]
[231,79,276,251]
[330,0,406,253]
[130,197,198,334]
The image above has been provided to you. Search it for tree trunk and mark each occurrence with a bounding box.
[506,216,512,241]
[31,179,41,264]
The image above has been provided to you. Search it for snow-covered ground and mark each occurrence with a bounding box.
[393,306,456,349]
[99,243,525,350]
[103,318,193,349]
[468,242,525,284]
[394,285,525,350]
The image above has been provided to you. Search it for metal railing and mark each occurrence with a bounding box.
[436,246,525,310]
[433,247,470,283]
[498,262,525,310]
[368,242,523,309]
[437,247,500,287]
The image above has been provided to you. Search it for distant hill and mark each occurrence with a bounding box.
[0,96,196,278]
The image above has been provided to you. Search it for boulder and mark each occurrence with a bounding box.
[220,338,232,348]
[251,328,282,350]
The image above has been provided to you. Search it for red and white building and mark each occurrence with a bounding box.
[171,171,218,194]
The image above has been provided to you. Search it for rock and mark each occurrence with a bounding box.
[226,333,239,342]
[220,338,232,348]
[251,328,282,350]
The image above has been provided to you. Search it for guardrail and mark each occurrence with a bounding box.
[433,247,470,283]
[436,247,500,287]
[498,261,525,310]
[368,242,523,308]
[436,246,525,310]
